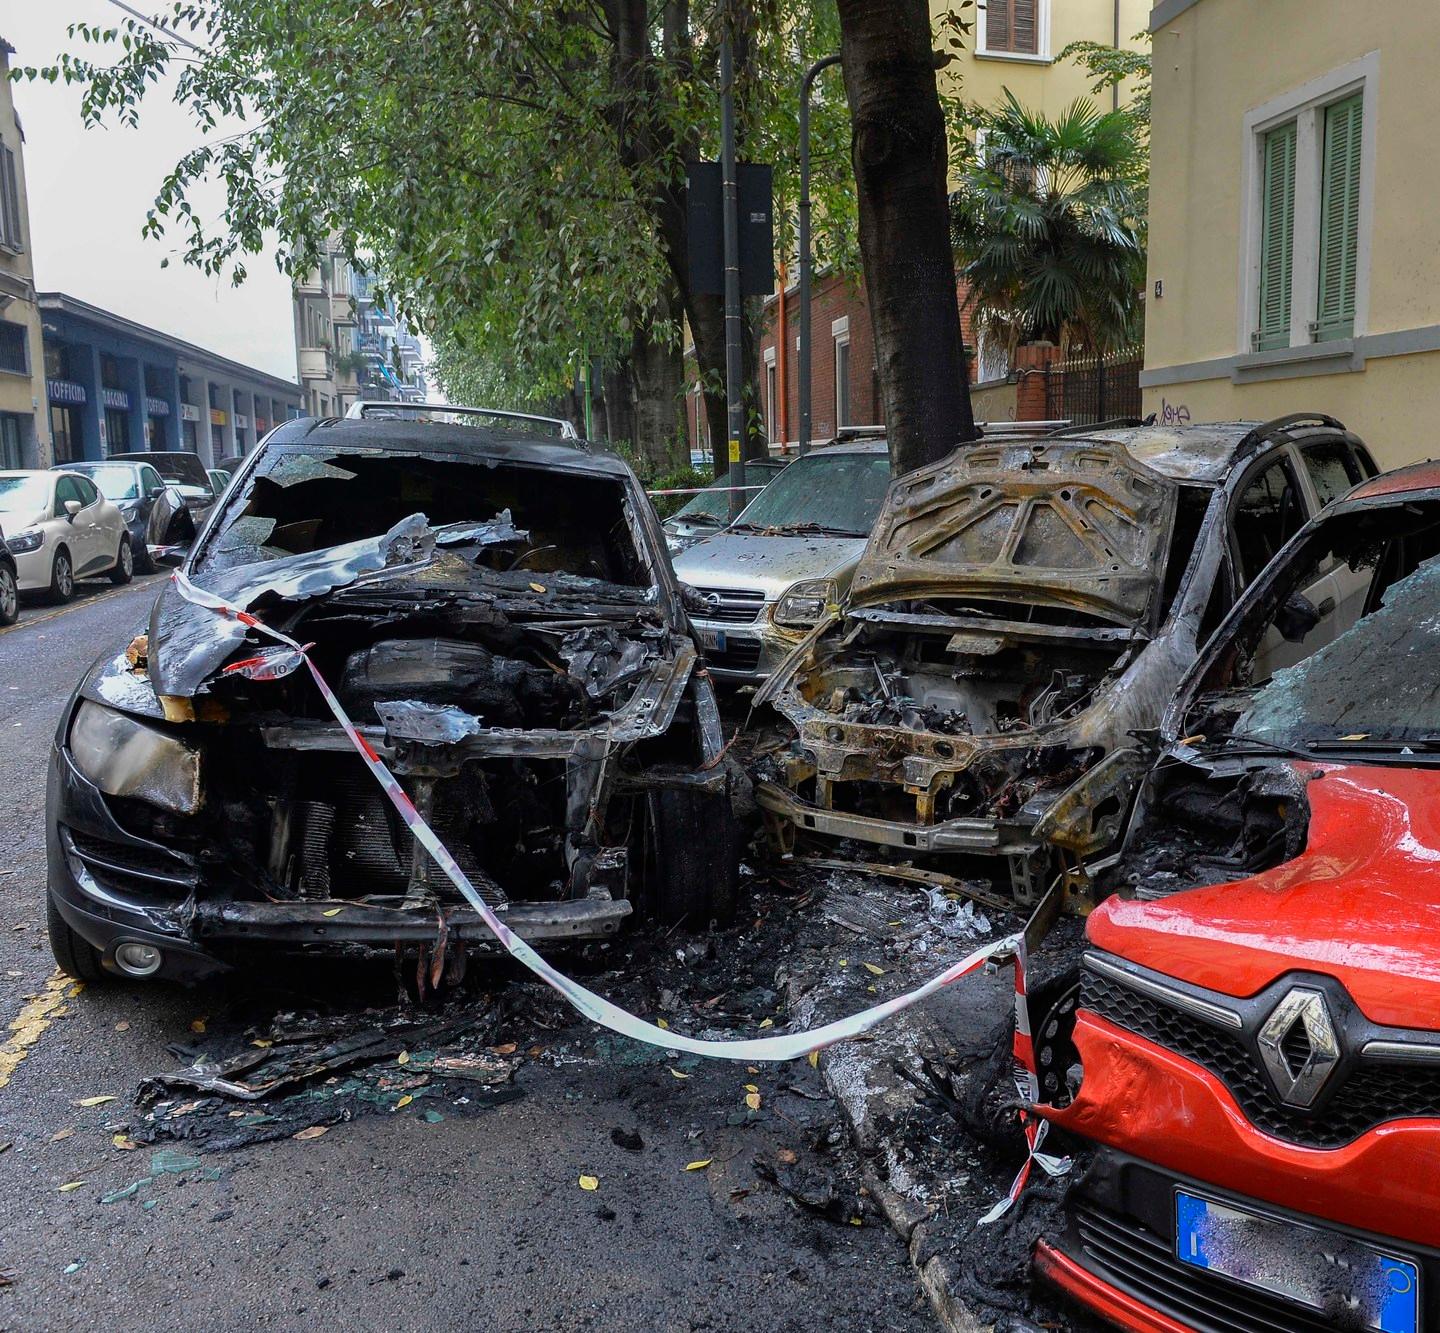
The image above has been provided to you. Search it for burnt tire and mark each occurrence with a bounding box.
[46,896,106,983]
[643,783,740,928]
[47,547,74,604]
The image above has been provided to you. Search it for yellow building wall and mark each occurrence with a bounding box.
[1143,0,1440,468]
[0,42,48,465]
[935,0,1152,116]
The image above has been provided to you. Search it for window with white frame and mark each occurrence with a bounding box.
[1243,54,1376,355]
[832,318,851,430]
[977,0,1048,60]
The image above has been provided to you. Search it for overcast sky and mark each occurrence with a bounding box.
[6,0,298,381]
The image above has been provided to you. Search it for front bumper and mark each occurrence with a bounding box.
[11,538,53,592]
[1039,1140,1440,1333]
[47,738,632,982]
[689,611,807,684]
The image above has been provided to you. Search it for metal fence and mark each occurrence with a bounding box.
[1044,347,1143,426]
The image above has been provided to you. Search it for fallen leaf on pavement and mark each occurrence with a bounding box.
[250,1038,272,1049]
[758,1018,774,1029]
[743,1083,758,1093]
[744,1092,761,1111]
[777,1148,797,1165]
[656,1018,669,1030]
[72,1096,115,1108]
[189,1017,207,1034]
[114,1021,129,1032]
[529,582,547,593]
[50,1127,75,1143]
[396,1051,410,1065]
[578,1174,599,1191]
[668,1068,690,1080]
[862,962,886,976]
[57,1181,86,1193]
[292,1126,328,1141]
[321,907,343,917]
[807,1051,820,1069]
[111,1134,138,1151]
[684,1160,712,1172]
[395,1094,414,1110]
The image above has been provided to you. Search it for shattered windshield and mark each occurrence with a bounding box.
[1237,555,1440,749]
[731,452,891,536]
[193,446,649,594]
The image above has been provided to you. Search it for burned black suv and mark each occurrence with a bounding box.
[46,409,738,982]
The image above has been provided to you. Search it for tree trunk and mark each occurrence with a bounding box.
[602,358,634,452]
[630,294,686,473]
[835,0,977,475]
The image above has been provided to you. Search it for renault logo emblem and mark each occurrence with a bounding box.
[1257,987,1341,1108]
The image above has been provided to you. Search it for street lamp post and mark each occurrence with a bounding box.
[719,14,747,518]
[798,53,841,457]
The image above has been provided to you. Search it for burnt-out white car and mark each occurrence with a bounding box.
[46,411,739,982]
[754,415,1375,904]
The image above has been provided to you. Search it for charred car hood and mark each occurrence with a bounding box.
[1090,763,1440,1029]
[672,533,866,600]
[849,439,1177,626]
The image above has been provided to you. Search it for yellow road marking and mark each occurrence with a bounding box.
[0,970,82,1090]
[0,577,158,639]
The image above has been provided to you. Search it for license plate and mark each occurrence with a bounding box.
[699,628,727,653]
[1175,1190,1420,1333]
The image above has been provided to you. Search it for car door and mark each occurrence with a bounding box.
[1231,454,1326,679]
[68,474,111,573]
[52,475,91,570]
[138,464,172,546]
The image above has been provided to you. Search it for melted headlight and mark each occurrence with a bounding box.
[69,700,202,815]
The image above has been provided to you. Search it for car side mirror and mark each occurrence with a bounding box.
[63,499,81,520]
[1275,590,1322,643]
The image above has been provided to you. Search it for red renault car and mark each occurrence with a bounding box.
[1035,461,1440,1333]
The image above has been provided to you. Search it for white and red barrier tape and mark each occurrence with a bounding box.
[173,571,1061,1210]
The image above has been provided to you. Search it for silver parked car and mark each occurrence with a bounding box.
[672,436,893,683]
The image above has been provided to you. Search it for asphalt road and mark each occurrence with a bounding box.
[0,576,936,1331]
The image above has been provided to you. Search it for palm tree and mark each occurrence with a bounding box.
[950,92,1147,359]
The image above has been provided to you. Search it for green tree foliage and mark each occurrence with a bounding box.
[1059,35,1152,132]
[26,3,859,418]
[949,91,1147,356]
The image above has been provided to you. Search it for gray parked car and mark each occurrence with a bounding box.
[672,436,894,683]
[58,460,194,573]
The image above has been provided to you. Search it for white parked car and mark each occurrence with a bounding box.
[0,470,133,603]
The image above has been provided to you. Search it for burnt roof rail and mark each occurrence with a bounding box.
[1235,412,1350,459]
[343,400,581,441]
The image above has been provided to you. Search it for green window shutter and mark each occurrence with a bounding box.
[1256,121,1297,351]
[1315,93,1363,342]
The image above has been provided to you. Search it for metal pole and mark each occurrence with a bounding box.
[798,53,841,457]
[582,348,593,440]
[720,17,747,519]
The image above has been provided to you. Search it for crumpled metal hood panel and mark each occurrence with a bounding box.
[850,440,1177,626]
[148,513,434,699]
[1090,763,1440,1029]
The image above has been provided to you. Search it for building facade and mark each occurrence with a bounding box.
[0,38,48,469]
[1142,0,1433,470]
[40,293,303,467]
[702,0,1151,454]
[354,271,429,403]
